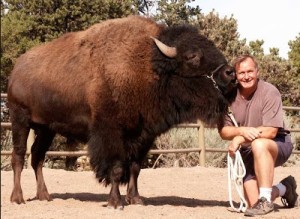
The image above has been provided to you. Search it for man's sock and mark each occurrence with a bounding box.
[275,183,287,197]
[259,187,272,202]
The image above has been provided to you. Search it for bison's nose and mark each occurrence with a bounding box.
[225,67,235,77]
[226,70,234,76]
[224,67,237,85]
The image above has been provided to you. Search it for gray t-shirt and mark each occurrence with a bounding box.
[224,79,287,133]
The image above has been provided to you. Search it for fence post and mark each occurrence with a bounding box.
[198,120,206,166]
[26,129,35,168]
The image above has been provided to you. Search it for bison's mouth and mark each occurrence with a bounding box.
[231,78,238,86]
[208,64,236,93]
[220,74,238,102]
[222,77,238,96]
[209,64,237,98]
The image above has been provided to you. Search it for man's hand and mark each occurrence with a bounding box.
[239,127,261,141]
[228,135,245,157]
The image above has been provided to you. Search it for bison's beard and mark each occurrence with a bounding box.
[164,76,230,128]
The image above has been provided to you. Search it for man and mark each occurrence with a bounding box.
[218,54,298,216]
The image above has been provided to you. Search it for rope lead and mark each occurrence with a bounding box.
[227,151,248,212]
[227,107,248,212]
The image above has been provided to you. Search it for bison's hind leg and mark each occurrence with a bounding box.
[9,104,31,204]
[30,125,55,201]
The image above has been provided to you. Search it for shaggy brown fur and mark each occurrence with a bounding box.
[8,16,236,209]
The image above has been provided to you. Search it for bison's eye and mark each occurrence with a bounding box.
[184,50,203,68]
[184,53,197,60]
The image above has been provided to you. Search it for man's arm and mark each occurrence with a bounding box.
[255,126,278,139]
[219,126,278,141]
[221,126,279,156]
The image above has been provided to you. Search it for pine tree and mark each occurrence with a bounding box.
[288,33,300,69]
[1,0,138,92]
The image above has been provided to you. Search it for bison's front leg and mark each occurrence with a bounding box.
[107,166,124,210]
[125,161,144,205]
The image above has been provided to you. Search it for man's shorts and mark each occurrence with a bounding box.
[240,134,293,182]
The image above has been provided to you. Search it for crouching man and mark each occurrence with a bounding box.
[218,55,298,216]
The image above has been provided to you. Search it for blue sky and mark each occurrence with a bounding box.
[192,0,300,58]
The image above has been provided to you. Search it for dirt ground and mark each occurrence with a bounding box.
[1,166,299,219]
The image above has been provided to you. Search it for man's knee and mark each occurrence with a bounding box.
[251,138,278,157]
[251,139,267,154]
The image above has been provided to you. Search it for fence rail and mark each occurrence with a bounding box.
[1,93,300,166]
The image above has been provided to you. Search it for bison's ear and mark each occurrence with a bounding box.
[184,50,203,67]
[151,36,177,58]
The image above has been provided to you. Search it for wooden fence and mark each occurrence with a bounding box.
[1,93,300,167]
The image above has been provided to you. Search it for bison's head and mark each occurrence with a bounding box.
[151,25,237,101]
[151,25,237,125]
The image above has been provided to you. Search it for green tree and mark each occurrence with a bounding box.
[155,0,201,26]
[191,10,250,62]
[137,0,156,15]
[287,33,300,105]
[258,54,299,106]
[1,0,138,92]
[249,40,264,57]
[288,33,300,69]
[156,2,250,62]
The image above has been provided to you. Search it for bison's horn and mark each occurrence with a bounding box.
[151,37,177,58]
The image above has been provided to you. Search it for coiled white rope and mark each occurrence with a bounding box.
[227,150,248,212]
[227,110,248,212]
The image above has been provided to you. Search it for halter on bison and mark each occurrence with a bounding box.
[8,16,236,209]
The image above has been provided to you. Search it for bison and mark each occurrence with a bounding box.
[8,15,236,209]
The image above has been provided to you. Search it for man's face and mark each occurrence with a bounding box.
[235,58,259,89]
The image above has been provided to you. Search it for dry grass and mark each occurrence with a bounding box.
[152,127,228,168]
[1,115,299,170]
[153,114,300,168]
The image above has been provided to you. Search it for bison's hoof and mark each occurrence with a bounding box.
[10,192,25,204]
[125,196,145,205]
[107,204,124,210]
[36,191,53,201]
[107,198,124,210]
